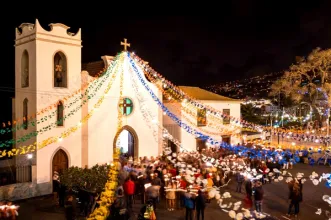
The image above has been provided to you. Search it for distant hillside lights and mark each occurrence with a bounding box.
[243,99,272,106]
[242,99,280,113]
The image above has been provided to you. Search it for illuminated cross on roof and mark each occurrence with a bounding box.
[120,38,131,51]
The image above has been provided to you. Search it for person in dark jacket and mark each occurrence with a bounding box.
[64,195,76,220]
[58,183,66,208]
[236,172,244,193]
[195,190,206,220]
[287,181,302,218]
[108,189,128,220]
[138,174,150,204]
[151,173,162,186]
[245,177,252,199]
[253,181,264,213]
[184,190,195,220]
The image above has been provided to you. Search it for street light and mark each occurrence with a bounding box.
[327,108,330,138]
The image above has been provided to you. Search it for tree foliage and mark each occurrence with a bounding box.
[270,48,331,121]
[60,164,110,193]
[241,104,264,124]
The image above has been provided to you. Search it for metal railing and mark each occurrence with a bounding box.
[16,165,32,183]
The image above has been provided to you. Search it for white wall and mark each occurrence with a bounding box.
[179,100,242,150]
[15,19,83,184]
[87,54,163,166]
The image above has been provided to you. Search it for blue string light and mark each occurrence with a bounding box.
[127,52,326,166]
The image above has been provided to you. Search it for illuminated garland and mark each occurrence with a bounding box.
[140,66,240,137]
[128,63,162,143]
[0,58,119,148]
[134,53,331,140]
[116,55,125,149]
[131,53,261,132]
[129,53,328,166]
[127,63,185,152]
[0,54,123,157]
[266,128,331,145]
[88,55,125,220]
[0,66,110,135]
[129,53,222,146]
[87,155,120,220]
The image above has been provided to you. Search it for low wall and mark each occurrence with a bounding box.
[0,181,51,201]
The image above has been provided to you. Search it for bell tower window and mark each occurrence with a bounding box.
[54,52,67,88]
[23,98,28,130]
[21,50,29,88]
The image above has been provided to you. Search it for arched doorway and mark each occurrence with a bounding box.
[52,149,69,175]
[113,126,138,160]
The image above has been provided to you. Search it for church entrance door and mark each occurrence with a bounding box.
[114,126,138,160]
[52,149,68,175]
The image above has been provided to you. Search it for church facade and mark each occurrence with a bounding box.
[0,20,241,200]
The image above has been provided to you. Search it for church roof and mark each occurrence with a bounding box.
[82,60,105,77]
[178,86,241,102]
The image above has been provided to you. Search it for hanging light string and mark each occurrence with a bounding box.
[0,53,123,158]
[87,159,119,219]
[139,63,241,137]
[128,53,222,144]
[127,60,188,152]
[137,51,331,141]
[115,54,125,152]
[132,54,331,142]
[0,57,119,148]
[130,54,255,131]
[128,53,313,163]
[128,54,331,190]
[0,66,111,135]
[87,56,125,220]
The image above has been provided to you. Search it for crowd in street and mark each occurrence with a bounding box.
[107,146,305,220]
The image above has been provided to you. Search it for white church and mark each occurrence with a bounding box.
[0,19,241,200]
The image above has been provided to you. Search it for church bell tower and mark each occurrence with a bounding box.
[14,19,82,185]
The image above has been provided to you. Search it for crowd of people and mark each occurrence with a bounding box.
[107,146,305,220]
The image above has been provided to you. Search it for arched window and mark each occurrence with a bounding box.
[54,52,67,88]
[21,50,29,88]
[23,98,28,130]
[57,101,64,126]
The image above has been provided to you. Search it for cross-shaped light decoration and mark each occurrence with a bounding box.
[120,38,130,51]
[119,98,133,115]
[55,65,62,72]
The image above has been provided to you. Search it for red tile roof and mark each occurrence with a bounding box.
[82,60,105,77]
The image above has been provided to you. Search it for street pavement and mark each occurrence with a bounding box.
[16,163,331,220]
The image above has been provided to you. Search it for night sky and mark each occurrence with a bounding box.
[1,1,331,122]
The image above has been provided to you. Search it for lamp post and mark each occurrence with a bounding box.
[281,107,284,127]
[327,108,330,140]
[270,116,273,144]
